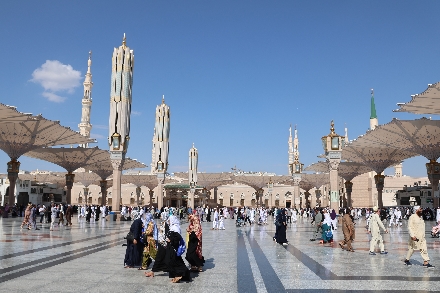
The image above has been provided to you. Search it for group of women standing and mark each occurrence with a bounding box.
[124,209,205,283]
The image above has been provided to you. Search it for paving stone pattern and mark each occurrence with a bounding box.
[1,216,440,292]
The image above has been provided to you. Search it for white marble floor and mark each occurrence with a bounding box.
[1,215,440,292]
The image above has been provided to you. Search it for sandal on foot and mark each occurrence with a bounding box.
[171,276,182,283]
[145,271,154,277]
[198,267,203,272]
[338,242,344,250]
[138,267,147,270]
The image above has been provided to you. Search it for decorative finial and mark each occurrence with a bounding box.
[162,95,165,104]
[122,33,126,47]
[371,88,374,95]
[330,120,335,135]
[192,142,195,148]
[89,51,92,60]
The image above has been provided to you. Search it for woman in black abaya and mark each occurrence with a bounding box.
[165,215,191,283]
[185,212,205,271]
[275,208,288,245]
[124,212,144,268]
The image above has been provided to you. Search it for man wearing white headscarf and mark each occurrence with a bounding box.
[368,206,388,255]
[404,206,435,268]
[212,208,219,230]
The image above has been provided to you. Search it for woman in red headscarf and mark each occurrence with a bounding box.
[185,212,205,272]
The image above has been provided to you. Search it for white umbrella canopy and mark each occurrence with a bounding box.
[0,119,95,160]
[174,172,232,189]
[25,147,110,173]
[0,103,41,123]
[342,144,416,174]
[85,157,146,181]
[74,171,101,187]
[301,173,330,190]
[349,118,440,161]
[394,82,440,115]
[305,161,373,182]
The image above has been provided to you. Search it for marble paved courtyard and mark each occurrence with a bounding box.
[1,215,440,293]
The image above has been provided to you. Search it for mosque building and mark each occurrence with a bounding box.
[0,51,430,209]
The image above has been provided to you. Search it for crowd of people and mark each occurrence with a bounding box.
[2,200,438,279]
[124,207,204,283]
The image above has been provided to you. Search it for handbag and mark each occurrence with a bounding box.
[126,231,134,242]
[176,236,186,257]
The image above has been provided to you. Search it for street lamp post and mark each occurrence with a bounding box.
[321,120,345,210]
[109,34,134,219]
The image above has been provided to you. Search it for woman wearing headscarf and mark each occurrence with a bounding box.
[321,209,333,244]
[186,212,205,272]
[123,211,144,268]
[145,214,169,277]
[275,208,288,245]
[139,212,158,270]
[165,215,191,283]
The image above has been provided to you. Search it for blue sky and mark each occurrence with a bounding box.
[1,1,439,177]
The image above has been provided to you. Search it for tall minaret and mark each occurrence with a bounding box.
[79,51,93,147]
[151,127,157,174]
[293,125,299,163]
[370,88,378,130]
[288,124,294,174]
[152,95,170,173]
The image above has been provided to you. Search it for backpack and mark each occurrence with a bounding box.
[176,236,186,257]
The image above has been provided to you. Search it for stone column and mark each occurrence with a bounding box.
[344,181,353,208]
[149,190,154,207]
[7,159,20,206]
[374,173,385,208]
[328,159,340,210]
[304,191,310,208]
[100,180,107,206]
[136,186,141,206]
[65,173,75,204]
[157,174,165,209]
[426,160,440,208]
[83,187,89,205]
[111,159,123,216]
[189,189,195,209]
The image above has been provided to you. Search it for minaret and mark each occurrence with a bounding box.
[151,127,157,174]
[79,51,93,147]
[188,143,198,209]
[345,125,348,143]
[293,125,299,163]
[108,33,134,215]
[152,95,170,173]
[153,95,170,209]
[370,89,378,130]
[394,163,402,177]
[288,124,294,174]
